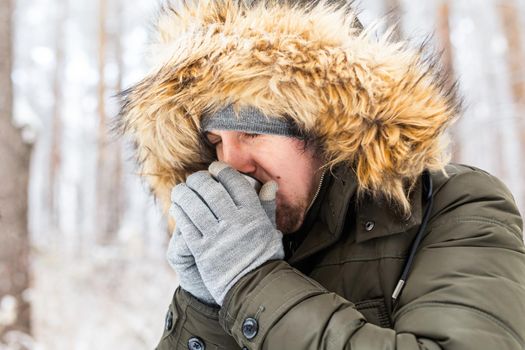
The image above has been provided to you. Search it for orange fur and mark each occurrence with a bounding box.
[117,0,460,224]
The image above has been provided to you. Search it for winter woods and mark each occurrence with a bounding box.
[1,0,524,349]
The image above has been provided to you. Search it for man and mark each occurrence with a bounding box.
[118,1,525,349]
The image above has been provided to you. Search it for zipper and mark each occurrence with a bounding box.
[305,170,326,214]
[285,170,326,258]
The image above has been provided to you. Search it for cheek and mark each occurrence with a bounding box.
[275,175,309,205]
[272,179,290,209]
[253,137,320,203]
[276,162,315,194]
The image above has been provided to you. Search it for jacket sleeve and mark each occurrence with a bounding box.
[156,287,240,350]
[218,167,525,350]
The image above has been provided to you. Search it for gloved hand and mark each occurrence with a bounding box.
[170,161,284,305]
[166,227,216,305]
[166,165,277,305]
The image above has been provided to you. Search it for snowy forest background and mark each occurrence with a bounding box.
[1,0,524,348]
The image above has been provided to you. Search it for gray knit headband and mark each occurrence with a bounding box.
[201,105,300,137]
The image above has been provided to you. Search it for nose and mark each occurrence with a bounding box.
[218,133,257,174]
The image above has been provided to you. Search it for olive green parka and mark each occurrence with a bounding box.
[115,1,525,349]
[155,164,525,349]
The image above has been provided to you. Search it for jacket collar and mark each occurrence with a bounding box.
[354,178,423,243]
[288,166,423,265]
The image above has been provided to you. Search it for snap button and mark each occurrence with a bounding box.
[364,221,375,231]
[165,310,173,331]
[188,336,205,350]
[242,347,249,350]
[242,317,258,340]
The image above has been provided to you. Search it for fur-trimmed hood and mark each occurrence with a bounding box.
[118,0,461,221]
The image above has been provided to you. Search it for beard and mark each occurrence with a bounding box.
[276,199,307,234]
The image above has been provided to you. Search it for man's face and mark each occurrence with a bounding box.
[205,130,324,233]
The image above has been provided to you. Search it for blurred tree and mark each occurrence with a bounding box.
[96,0,109,244]
[0,0,32,339]
[97,0,124,244]
[108,0,124,238]
[497,0,525,206]
[49,0,67,230]
[436,0,462,162]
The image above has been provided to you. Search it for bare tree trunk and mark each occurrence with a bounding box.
[49,1,67,231]
[436,0,462,162]
[0,0,32,339]
[96,0,126,242]
[96,0,110,244]
[107,0,124,236]
[497,0,525,206]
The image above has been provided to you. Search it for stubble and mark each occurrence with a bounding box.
[276,200,307,234]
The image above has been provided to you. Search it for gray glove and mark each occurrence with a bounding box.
[170,161,284,305]
[166,227,216,305]
[166,169,272,305]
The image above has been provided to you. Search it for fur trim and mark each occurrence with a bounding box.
[117,0,461,220]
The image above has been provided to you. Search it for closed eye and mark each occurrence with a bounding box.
[242,133,260,139]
